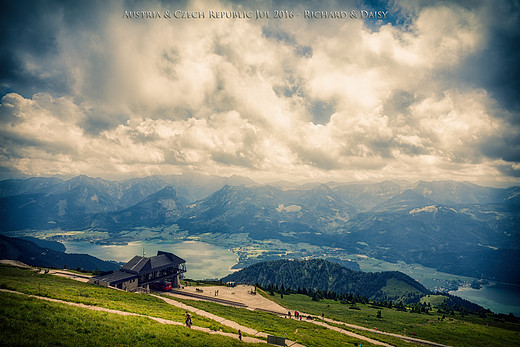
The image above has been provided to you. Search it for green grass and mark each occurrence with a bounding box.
[267,291,520,347]
[0,265,233,333]
[0,291,253,346]
[379,277,423,298]
[171,297,382,347]
[420,294,448,306]
[3,264,519,346]
[324,321,420,347]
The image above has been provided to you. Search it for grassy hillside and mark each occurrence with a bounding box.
[266,291,520,347]
[222,258,428,301]
[0,265,238,338]
[1,264,519,347]
[172,297,396,347]
[0,291,250,346]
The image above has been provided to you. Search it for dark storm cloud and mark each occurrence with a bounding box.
[79,109,129,136]
[480,136,520,163]
[396,0,520,113]
[294,147,344,171]
[0,1,68,98]
[310,100,335,125]
[383,90,416,117]
[0,0,519,185]
[457,1,520,112]
[495,163,520,177]
[0,1,125,99]
[0,130,44,157]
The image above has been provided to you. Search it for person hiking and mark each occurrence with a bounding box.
[185,312,192,328]
[238,329,242,341]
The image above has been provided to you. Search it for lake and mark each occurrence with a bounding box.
[357,256,520,316]
[62,240,238,280]
[63,239,520,316]
[449,283,520,316]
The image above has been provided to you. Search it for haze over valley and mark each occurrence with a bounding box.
[1,174,519,295]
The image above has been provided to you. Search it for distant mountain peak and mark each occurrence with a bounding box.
[139,185,178,202]
[370,189,435,212]
[314,183,333,192]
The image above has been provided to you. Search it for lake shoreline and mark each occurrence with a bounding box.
[62,239,238,280]
[59,236,520,317]
[449,282,520,316]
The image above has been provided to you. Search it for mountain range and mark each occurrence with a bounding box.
[1,174,519,283]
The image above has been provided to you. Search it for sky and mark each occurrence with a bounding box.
[0,0,519,186]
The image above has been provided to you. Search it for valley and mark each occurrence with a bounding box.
[2,174,520,315]
[5,225,520,316]
[4,227,488,293]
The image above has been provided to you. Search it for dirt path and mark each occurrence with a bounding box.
[0,289,265,344]
[157,293,398,347]
[284,313,450,347]
[47,269,92,282]
[168,285,448,347]
[0,260,93,283]
[0,260,32,268]
[2,264,445,346]
[306,319,393,346]
[320,317,451,347]
[153,294,305,347]
[168,284,394,345]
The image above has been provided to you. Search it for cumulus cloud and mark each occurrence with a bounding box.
[0,0,518,186]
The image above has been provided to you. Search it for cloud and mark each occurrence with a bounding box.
[0,0,518,186]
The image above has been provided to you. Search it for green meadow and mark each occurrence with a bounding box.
[0,291,251,346]
[1,264,519,347]
[0,265,234,334]
[171,296,381,347]
[266,290,520,347]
